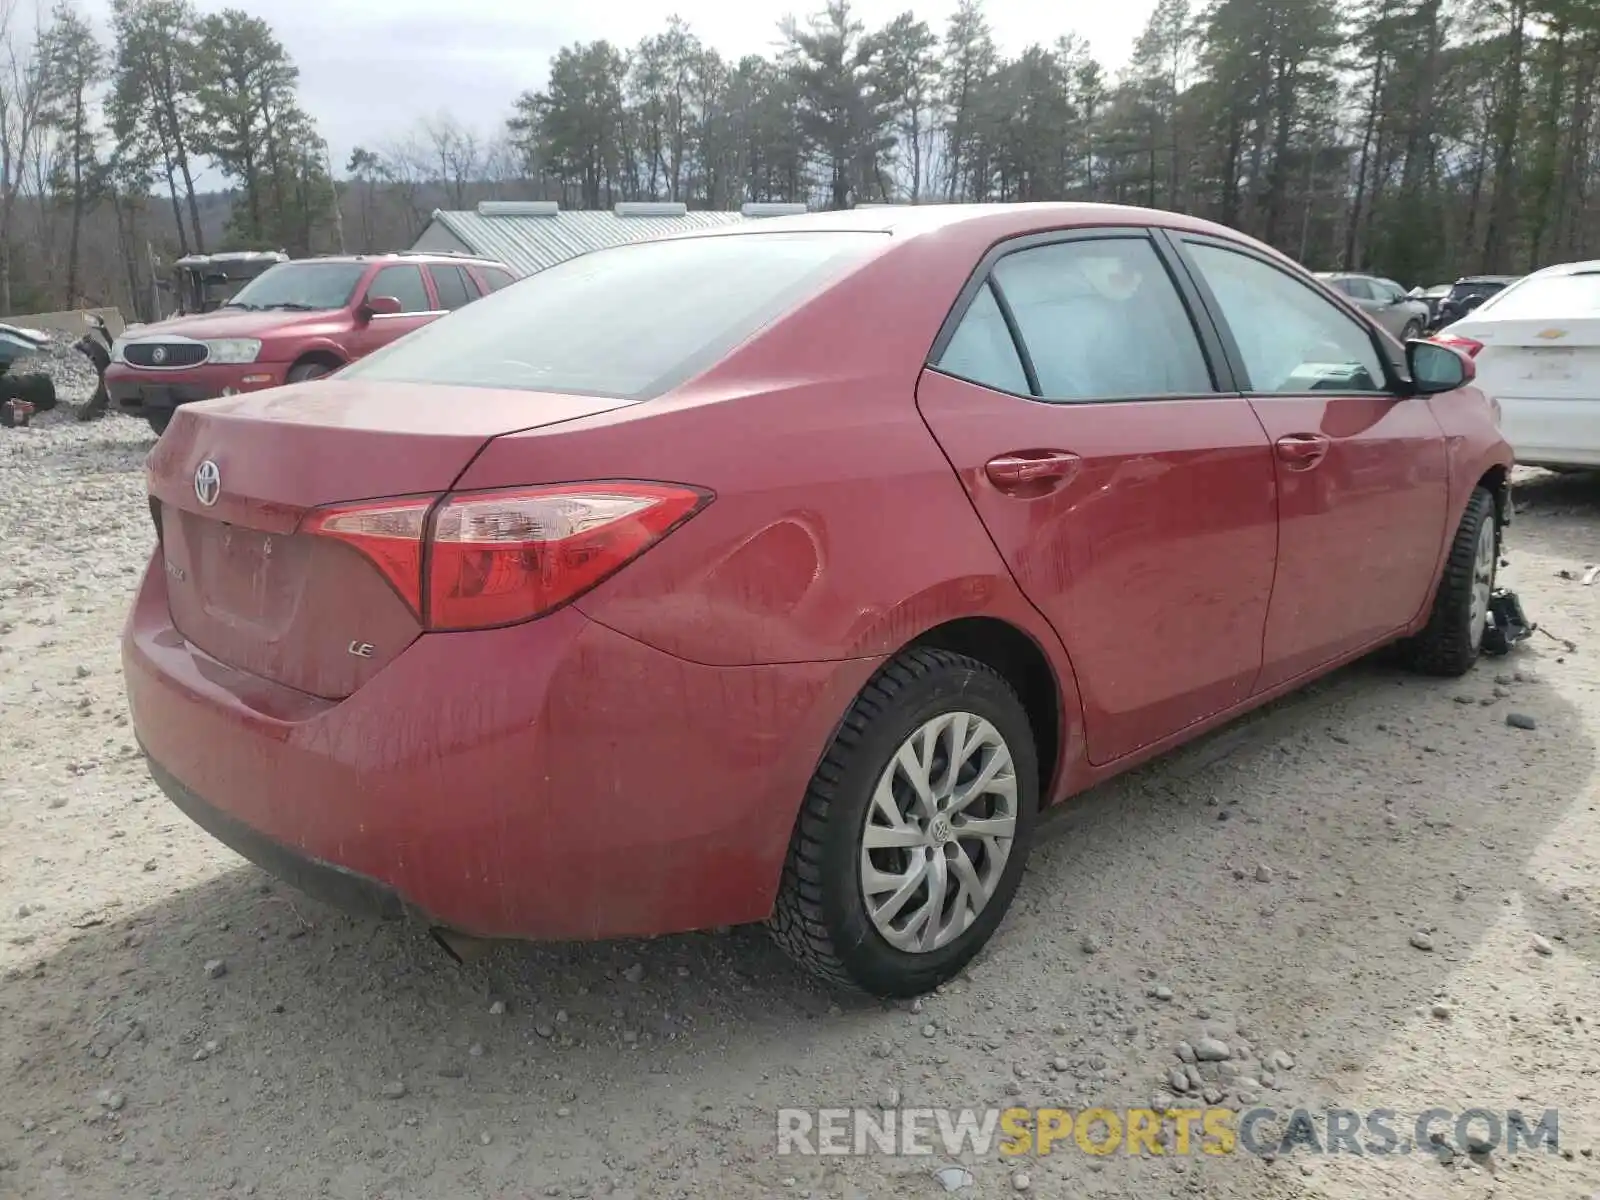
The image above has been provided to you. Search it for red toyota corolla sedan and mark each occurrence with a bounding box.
[123,203,1512,997]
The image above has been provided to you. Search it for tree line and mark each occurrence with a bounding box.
[0,0,335,317]
[3,0,1597,320]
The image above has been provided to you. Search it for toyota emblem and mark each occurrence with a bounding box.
[194,460,221,507]
[151,346,167,364]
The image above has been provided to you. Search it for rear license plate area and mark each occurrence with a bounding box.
[1521,347,1575,381]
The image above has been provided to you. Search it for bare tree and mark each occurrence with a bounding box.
[419,111,482,210]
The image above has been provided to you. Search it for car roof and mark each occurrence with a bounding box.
[294,252,511,269]
[1525,259,1600,278]
[639,202,1300,271]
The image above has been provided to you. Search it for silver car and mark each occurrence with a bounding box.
[1316,272,1432,342]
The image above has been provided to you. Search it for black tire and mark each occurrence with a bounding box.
[768,647,1040,996]
[1,372,57,412]
[1401,487,1497,676]
[146,410,171,436]
[1401,320,1423,342]
[287,360,335,383]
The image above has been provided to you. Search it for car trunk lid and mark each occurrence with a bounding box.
[1468,317,1600,402]
[148,380,634,699]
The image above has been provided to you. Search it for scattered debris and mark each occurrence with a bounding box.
[203,959,227,979]
[1506,712,1538,730]
[1410,931,1435,952]
[932,1165,974,1192]
[1532,935,1554,957]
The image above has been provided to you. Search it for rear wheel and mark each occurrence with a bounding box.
[768,648,1039,996]
[1401,487,1497,676]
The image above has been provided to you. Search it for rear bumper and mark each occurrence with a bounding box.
[107,362,288,416]
[1496,394,1600,470]
[145,753,409,922]
[121,554,882,940]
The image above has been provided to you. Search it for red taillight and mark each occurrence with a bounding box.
[301,482,709,631]
[302,495,434,614]
[1430,333,1485,358]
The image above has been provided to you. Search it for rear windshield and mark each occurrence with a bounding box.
[1474,272,1600,320]
[339,231,885,399]
[1449,280,1507,302]
[225,262,368,311]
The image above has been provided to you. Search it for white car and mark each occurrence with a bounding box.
[1434,260,1600,470]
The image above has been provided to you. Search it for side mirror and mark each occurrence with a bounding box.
[359,294,403,319]
[1407,339,1473,394]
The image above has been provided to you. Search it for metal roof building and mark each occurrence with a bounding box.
[409,201,808,276]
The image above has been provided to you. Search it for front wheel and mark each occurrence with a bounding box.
[1401,487,1497,676]
[287,360,334,384]
[768,648,1039,996]
[146,410,172,436]
[1401,320,1423,341]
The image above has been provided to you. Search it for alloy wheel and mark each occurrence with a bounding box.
[859,712,1018,953]
[1468,516,1496,651]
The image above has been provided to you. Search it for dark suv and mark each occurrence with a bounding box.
[1433,275,1520,330]
[107,252,517,434]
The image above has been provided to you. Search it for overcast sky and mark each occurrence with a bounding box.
[81,0,1158,180]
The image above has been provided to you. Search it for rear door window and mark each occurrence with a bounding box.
[984,237,1215,400]
[428,265,473,310]
[935,281,1030,394]
[479,267,516,292]
[366,265,431,313]
[339,232,884,399]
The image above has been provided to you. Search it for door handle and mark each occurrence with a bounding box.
[1274,433,1330,470]
[984,450,1081,492]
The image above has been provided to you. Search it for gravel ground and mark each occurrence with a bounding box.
[1,359,1598,1200]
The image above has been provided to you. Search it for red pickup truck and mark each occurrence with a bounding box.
[107,252,517,434]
